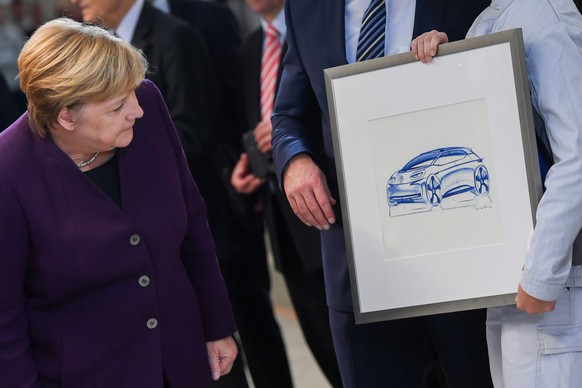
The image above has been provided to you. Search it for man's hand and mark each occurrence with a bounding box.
[207,336,238,381]
[411,30,449,63]
[515,283,556,314]
[253,120,273,153]
[230,153,265,194]
[283,154,336,230]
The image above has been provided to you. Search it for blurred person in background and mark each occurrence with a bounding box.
[230,0,342,386]
[9,0,32,35]
[0,0,26,112]
[150,0,242,157]
[213,0,259,38]
[55,0,84,20]
[0,0,24,90]
[26,1,45,35]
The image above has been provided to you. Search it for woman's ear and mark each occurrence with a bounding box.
[56,107,76,131]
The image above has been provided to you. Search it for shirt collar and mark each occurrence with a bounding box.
[260,9,286,42]
[116,0,144,42]
[151,0,171,14]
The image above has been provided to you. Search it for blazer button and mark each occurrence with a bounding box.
[138,275,150,287]
[129,234,141,246]
[147,318,158,329]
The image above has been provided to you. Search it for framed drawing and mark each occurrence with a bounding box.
[324,29,542,323]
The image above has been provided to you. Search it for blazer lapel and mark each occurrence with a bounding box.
[131,2,154,52]
[276,43,288,92]
[412,0,447,37]
[322,0,347,66]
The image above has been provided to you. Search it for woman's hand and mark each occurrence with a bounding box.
[207,336,238,381]
[411,30,449,63]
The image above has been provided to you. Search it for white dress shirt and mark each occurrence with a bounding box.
[151,0,171,14]
[345,0,416,63]
[115,0,144,43]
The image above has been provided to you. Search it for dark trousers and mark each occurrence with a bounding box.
[282,264,342,387]
[329,308,492,388]
[218,241,293,388]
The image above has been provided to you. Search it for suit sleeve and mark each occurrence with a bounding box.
[271,0,321,188]
[142,80,236,340]
[0,170,41,387]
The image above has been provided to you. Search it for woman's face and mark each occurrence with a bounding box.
[69,90,144,151]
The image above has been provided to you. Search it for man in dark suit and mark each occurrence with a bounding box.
[230,0,341,386]
[271,1,493,387]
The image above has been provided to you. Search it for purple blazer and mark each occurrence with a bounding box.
[0,80,236,387]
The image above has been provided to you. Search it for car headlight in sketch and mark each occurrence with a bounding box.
[386,147,490,216]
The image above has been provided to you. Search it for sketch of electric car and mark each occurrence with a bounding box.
[386,147,490,216]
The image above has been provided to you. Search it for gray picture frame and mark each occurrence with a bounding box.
[324,29,542,323]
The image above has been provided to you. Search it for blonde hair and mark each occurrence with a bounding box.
[18,18,148,136]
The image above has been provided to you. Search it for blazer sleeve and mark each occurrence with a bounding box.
[0,161,41,386]
[141,80,236,340]
[271,0,322,188]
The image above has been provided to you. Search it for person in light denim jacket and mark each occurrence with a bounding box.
[412,0,582,386]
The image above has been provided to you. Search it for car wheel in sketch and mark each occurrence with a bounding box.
[474,165,489,195]
[425,175,441,206]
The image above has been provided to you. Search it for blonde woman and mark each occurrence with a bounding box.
[0,18,237,387]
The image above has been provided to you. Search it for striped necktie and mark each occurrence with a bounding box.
[260,23,282,121]
[356,0,386,62]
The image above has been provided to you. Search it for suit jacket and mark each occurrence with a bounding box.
[271,0,491,311]
[0,80,235,387]
[169,0,241,73]
[239,27,322,273]
[132,1,221,160]
[168,0,242,144]
[133,2,261,261]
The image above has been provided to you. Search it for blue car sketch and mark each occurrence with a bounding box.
[387,147,490,216]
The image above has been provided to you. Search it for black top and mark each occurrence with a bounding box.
[84,154,121,206]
